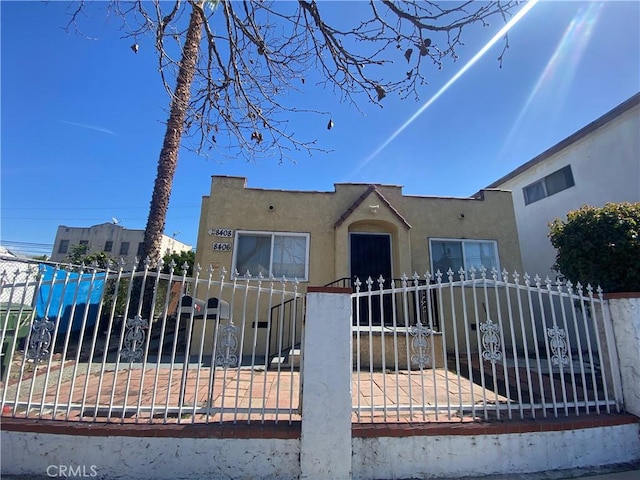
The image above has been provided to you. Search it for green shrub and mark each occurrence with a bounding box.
[548,203,640,293]
[162,250,195,277]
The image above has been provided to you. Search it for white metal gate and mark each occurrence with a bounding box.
[351,268,623,422]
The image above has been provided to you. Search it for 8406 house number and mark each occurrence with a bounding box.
[212,242,232,252]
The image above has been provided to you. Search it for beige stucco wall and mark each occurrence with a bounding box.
[195,176,523,287]
[196,176,336,284]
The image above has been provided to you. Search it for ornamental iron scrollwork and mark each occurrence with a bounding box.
[418,291,428,323]
[215,323,239,368]
[27,317,55,363]
[120,315,148,363]
[547,324,569,367]
[480,318,502,364]
[410,323,432,368]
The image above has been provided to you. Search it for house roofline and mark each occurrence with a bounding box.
[334,184,412,229]
[484,92,640,190]
[210,176,407,194]
[210,175,509,202]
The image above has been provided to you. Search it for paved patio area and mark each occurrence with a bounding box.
[1,353,611,425]
[3,364,495,423]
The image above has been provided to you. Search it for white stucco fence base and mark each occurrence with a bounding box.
[1,434,301,480]
[353,424,640,480]
[2,423,640,480]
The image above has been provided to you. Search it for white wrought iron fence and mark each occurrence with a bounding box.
[351,267,623,423]
[0,258,303,425]
[1,259,626,427]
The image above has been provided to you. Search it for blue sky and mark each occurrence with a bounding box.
[1,1,639,257]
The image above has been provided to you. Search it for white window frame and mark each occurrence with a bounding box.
[233,231,310,281]
[429,238,500,275]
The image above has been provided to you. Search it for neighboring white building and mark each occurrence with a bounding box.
[50,223,192,265]
[484,92,640,281]
[0,247,37,304]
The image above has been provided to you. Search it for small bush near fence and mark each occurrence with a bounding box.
[549,202,640,293]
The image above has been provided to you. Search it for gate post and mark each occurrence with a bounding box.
[301,287,352,480]
[606,293,640,416]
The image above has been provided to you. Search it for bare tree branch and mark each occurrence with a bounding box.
[63,0,520,262]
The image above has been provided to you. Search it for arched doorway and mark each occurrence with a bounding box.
[350,232,393,325]
[349,232,392,285]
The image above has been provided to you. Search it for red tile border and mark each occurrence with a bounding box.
[352,413,640,438]
[604,292,640,299]
[2,414,637,440]
[0,417,301,439]
[306,287,352,294]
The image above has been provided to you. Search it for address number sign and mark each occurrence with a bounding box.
[208,228,233,237]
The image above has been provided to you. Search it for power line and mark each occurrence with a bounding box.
[3,216,199,221]
[1,240,53,248]
[3,217,147,221]
[3,205,199,211]
[2,215,199,226]
[1,240,53,257]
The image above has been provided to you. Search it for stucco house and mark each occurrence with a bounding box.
[192,176,524,360]
[484,92,640,282]
[50,223,192,266]
[196,176,523,288]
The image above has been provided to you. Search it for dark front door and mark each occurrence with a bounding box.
[350,233,392,325]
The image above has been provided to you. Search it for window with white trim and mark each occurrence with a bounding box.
[234,231,309,280]
[430,239,499,275]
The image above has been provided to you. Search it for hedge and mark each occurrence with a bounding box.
[548,202,640,293]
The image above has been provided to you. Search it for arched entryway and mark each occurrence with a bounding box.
[349,232,392,285]
[349,226,396,326]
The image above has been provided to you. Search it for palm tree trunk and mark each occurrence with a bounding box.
[142,3,204,265]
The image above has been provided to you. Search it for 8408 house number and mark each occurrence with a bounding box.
[208,228,233,237]
[212,242,232,252]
